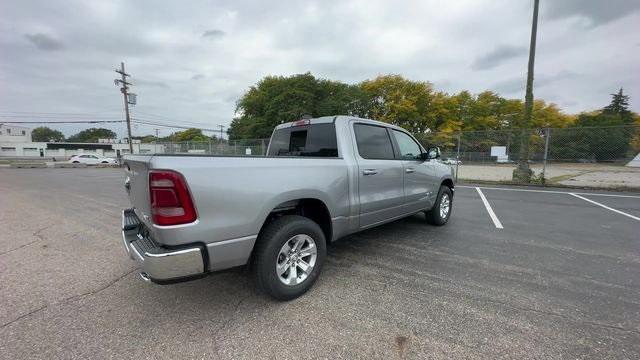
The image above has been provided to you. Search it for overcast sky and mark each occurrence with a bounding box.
[1,0,639,138]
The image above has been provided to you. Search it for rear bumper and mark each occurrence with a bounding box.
[122,208,206,283]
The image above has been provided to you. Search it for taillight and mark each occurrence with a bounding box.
[149,170,197,226]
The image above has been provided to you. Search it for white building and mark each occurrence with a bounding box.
[0,124,32,143]
[0,124,167,157]
[0,141,164,158]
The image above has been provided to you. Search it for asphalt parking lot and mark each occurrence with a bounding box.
[1,168,639,359]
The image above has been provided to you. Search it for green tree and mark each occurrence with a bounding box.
[551,90,636,161]
[229,73,367,139]
[132,135,158,143]
[603,88,631,117]
[67,128,116,143]
[168,128,209,142]
[31,126,65,142]
[360,75,435,135]
[531,100,574,128]
[226,72,575,145]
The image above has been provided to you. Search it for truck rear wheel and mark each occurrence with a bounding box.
[425,185,453,226]
[252,215,326,300]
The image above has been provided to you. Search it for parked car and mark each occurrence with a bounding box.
[121,116,455,300]
[441,158,462,165]
[69,154,118,164]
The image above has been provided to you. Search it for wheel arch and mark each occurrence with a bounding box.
[258,197,333,242]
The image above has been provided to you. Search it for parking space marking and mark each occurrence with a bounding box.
[457,185,640,199]
[475,187,504,229]
[569,193,640,222]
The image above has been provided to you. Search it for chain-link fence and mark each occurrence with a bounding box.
[144,125,640,189]
[149,139,269,156]
[419,124,640,187]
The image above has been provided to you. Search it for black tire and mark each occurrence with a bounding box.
[101,161,108,164]
[72,161,80,163]
[252,215,327,301]
[425,185,453,226]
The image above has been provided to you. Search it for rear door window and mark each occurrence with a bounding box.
[354,124,395,160]
[268,123,338,157]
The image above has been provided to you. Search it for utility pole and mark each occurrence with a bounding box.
[154,128,159,154]
[514,0,539,183]
[114,62,133,154]
[217,124,225,141]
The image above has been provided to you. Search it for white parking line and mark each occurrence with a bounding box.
[569,193,640,222]
[475,187,504,229]
[457,185,640,199]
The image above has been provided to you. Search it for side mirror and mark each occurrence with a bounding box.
[422,147,440,160]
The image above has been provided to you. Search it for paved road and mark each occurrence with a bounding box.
[1,168,639,359]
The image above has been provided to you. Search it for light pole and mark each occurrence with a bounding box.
[154,128,159,153]
[514,0,539,182]
[217,124,225,141]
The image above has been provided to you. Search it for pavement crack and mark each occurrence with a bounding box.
[0,305,48,329]
[63,268,138,304]
[0,268,137,329]
[0,225,51,256]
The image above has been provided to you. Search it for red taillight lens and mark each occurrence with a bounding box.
[149,170,197,226]
[292,119,311,126]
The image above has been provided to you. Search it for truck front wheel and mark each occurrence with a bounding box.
[425,185,453,226]
[252,215,327,300]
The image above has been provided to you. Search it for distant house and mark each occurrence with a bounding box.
[0,124,32,143]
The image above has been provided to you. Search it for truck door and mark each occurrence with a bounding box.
[390,129,438,212]
[353,123,406,228]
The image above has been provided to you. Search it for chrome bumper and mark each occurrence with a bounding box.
[121,208,206,282]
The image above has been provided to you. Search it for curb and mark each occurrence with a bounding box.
[10,163,47,168]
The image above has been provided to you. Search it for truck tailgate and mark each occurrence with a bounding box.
[123,155,154,227]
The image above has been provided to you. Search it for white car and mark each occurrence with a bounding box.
[69,154,118,165]
[441,158,462,165]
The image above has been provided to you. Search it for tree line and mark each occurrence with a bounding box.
[227,73,639,160]
[31,73,639,160]
[31,126,219,143]
[227,73,587,140]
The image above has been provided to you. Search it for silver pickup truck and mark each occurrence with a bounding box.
[121,116,454,300]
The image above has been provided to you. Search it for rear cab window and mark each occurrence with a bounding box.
[268,123,338,157]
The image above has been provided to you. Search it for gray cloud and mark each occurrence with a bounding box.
[491,71,579,95]
[134,79,168,88]
[544,0,640,26]
[24,33,63,51]
[202,29,225,39]
[0,0,638,139]
[471,45,527,71]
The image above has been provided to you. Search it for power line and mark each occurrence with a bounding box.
[131,114,217,128]
[0,114,124,119]
[0,110,122,116]
[131,115,219,129]
[131,110,175,121]
[0,120,125,124]
[131,118,219,132]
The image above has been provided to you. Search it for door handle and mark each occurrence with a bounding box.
[405,167,415,173]
[362,169,378,176]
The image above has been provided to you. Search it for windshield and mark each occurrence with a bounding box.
[267,123,338,157]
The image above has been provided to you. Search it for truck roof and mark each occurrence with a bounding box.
[275,115,402,131]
